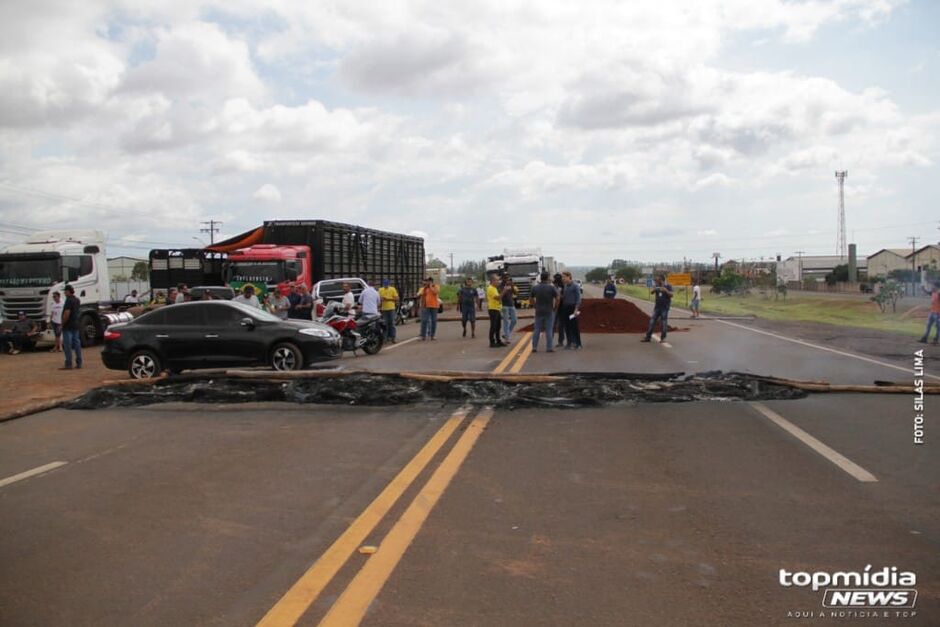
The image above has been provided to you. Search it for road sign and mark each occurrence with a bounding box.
[667,273,692,286]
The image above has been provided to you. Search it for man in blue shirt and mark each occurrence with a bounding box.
[603,278,617,299]
[642,274,673,342]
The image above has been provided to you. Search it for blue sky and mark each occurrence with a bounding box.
[0,0,937,266]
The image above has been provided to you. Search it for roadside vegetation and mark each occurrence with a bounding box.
[618,283,928,337]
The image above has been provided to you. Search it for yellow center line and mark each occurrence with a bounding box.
[509,341,534,373]
[318,408,495,627]
[492,332,532,374]
[256,406,470,627]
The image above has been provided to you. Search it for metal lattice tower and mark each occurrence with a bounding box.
[835,171,847,260]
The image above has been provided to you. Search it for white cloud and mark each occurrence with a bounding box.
[253,183,281,203]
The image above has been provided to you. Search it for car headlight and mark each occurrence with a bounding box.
[299,327,335,338]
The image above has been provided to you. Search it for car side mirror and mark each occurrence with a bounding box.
[240,317,255,329]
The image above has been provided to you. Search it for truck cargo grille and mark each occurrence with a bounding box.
[1,296,45,321]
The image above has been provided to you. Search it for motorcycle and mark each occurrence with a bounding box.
[319,301,386,355]
[396,298,416,326]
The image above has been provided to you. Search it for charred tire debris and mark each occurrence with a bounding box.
[66,370,808,411]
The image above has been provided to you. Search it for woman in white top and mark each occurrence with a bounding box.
[49,291,64,352]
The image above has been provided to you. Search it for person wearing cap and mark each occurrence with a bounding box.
[60,284,83,368]
[233,284,261,309]
[1,311,39,354]
[378,279,400,343]
[416,277,440,341]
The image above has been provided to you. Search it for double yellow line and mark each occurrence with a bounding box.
[258,333,533,627]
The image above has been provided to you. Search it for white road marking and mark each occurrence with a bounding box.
[750,403,877,483]
[718,319,940,381]
[0,461,68,488]
[382,336,420,352]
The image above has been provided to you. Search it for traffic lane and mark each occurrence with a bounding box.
[761,395,940,539]
[363,401,939,626]
[0,404,451,627]
[559,290,920,384]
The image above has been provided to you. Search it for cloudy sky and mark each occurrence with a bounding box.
[0,0,937,266]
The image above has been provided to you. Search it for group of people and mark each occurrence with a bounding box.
[0,285,84,369]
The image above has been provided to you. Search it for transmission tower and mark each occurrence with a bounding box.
[835,171,847,260]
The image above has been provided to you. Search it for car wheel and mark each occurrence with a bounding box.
[271,342,302,371]
[128,350,162,379]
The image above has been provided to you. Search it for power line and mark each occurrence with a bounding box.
[200,220,222,245]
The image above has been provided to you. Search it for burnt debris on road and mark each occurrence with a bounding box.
[66,370,807,410]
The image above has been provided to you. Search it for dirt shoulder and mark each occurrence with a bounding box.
[1,346,117,420]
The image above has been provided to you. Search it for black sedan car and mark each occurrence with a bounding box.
[101,301,342,378]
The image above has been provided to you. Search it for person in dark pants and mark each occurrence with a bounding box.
[642,274,674,342]
[560,271,582,349]
[530,272,559,352]
[458,278,477,338]
[486,275,505,347]
[1,311,39,354]
[603,278,617,299]
[553,272,566,347]
[60,284,83,369]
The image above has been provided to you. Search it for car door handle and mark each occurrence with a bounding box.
[156,334,169,338]
[204,334,219,338]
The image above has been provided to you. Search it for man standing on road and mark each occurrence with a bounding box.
[271,288,291,320]
[379,279,400,343]
[561,271,582,349]
[294,285,313,320]
[287,285,302,319]
[417,277,440,341]
[49,290,64,352]
[642,274,673,343]
[691,281,702,319]
[487,275,505,347]
[458,278,477,338]
[919,281,940,345]
[476,285,485,311]
[341,282,356,313]
[531,272,559,353]
[553,272,566,347]
[603,278,617,299]
[500,276,518,343]
[175,284,189,304]
[359,280,381,316]
[233,285,261,309]
[60,285,82,369]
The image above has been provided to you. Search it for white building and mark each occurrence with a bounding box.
[777,255,868,284]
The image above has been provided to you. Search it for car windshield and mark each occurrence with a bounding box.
[0,256,60,287]
[228,300,282,322]
[507,262,539,276]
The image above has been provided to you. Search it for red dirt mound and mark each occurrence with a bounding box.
[519,298,677,334]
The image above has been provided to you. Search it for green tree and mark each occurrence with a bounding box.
[585,267,610,282]
[825,264,849,285]
[131,261,149,281]
[615,265,641,284]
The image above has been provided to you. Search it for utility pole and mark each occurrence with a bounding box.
[795,250,805,285]
[909,236,919,296]
[835,171,847,260]
[450,253,455,275]
[200,220,222,245]
[712,252,721,273]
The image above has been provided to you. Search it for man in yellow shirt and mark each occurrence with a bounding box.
[379,279,400,344]
[486,275,506,347]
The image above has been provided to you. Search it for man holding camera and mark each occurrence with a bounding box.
[642,274,673,343]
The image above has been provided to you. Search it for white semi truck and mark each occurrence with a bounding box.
[485,249,547,306]
[0,230,128,346]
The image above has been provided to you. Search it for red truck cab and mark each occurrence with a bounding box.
[224,245,311,296]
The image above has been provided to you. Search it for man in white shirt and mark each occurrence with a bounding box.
[271,289,291,320]
[341,283,356,313]
[359,281,380,316]
[49,291,64,352]
[233,285,262,309]
[124,290,140,304]
[691,282,702,319]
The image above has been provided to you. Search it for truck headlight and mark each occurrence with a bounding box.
[299,327,335,338]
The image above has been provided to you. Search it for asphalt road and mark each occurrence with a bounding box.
[1,291,937,626]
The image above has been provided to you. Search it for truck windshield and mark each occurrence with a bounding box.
[0,257,60,288]
[227,261,284,284]
[507,262,539,276]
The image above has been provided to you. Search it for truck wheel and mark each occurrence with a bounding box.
[271,342,302,371]
[80,314,100,347]
[129,350,162,379]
